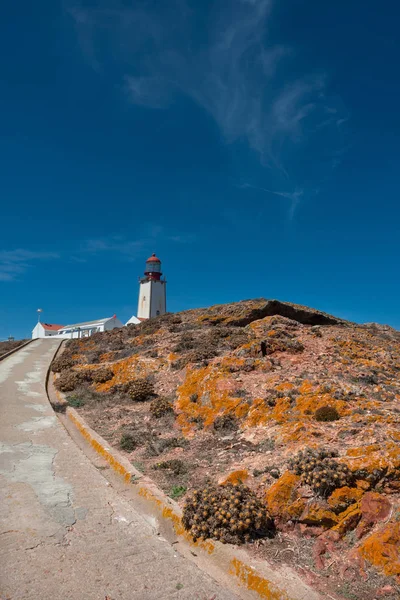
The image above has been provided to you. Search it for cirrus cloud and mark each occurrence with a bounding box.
[68,0,348,216]
[0,249,59,282]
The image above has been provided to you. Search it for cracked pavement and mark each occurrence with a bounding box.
[0,340,238,600]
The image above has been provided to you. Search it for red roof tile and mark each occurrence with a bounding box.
[41,323,64,331]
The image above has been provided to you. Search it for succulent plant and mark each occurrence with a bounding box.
[314,405,340,422]
[127,378,155,402]
[288,448,353,496]
[182,483,274,545]
[150,396,174,418]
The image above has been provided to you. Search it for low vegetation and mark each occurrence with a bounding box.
[0,339,28,356]
[182,483,273,544]
[50,298,400,598]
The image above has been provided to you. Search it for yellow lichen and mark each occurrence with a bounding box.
[358,522,400,577]
[265,472,304,520]
[219,470,249,485]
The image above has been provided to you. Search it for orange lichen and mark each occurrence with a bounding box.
[328,486,363,511]
[346,445,380,457]
[346,443,400,478]
[219,470,249,485]
[265,472,304,520]
[176,365,251,435]
[229,557,291,599]
[333,504,361,536]
[218,356,247,372]
[96,355,153,392]
[357,522,400,577]
[299,380,314,395]
[300,502,339,528]
[275,382,294,392]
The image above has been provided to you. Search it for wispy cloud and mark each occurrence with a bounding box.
[82,224,194,260]
[69,0,348,217]
[239,183,304,221]
[83,237,144,260]
[69,1,345,159]
[0,249,59,282]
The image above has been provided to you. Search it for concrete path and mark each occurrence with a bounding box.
[0,340,238,600]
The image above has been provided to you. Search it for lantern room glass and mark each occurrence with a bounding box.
[146,261,161,272]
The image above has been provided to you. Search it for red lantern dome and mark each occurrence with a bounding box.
[144,253,162,280]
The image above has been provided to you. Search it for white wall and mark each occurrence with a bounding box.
[31,323,59,339]
[104,317,124,331]
[150,280,166,318]
[56,318,124,339]
[137,280,151,320]
[137,280,166,319]
[32,323,42,339]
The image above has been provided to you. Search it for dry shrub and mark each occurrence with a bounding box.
[85,351,102,364]
[213,413,239,432]
[0,339,28,355]
[51,354,76,373]
[55,369,87,392]
[182,483,274,544]
[127,378,155,401]
[119,433,138,452]
[314,405,340,422]
[150,396,174,418]
[173,333,196,353]
[153,459,187,475]
[145,436,187,457]
[91,367,114,384]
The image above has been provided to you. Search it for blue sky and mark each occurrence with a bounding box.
[1,0,399,339]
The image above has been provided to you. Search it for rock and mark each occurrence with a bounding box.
[328,486,363,513]
[265,471,306,522]
[299,524,325,537]
[334,504,362,536]
[356,492,391,538]
[376,585,396,597]
[299,501,338,528]
[357,522,400,577]
[200,391,212,407]
[198,298,343,327]
[313,531,340,569]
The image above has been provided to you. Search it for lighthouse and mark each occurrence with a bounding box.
[136,253,167,320]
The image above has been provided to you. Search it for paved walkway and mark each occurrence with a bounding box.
[0,340,238,600]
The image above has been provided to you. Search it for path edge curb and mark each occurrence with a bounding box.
[47,362,321,600]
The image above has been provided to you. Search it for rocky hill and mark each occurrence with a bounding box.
[52,299,400,599]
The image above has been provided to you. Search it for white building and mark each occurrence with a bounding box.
[32,322,64,339]
[31,254,167,337]
[127,253,167,323]
[126,315,141,326]
[56,315,124,339]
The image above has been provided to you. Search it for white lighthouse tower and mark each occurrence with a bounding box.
[136,253,167,320]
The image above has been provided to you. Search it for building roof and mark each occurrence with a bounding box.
[146,253,161,263]
[59,316,116,329]
[41,323,64,331]
[125,315,141,326]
